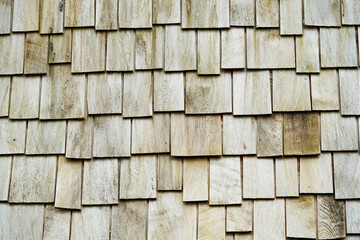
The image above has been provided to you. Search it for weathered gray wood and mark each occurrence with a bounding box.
[257,114,283,157]
[40,65,85,119]
[171,114,222,156]
[95,0,118,30]
[154,71,184,112]
[247,28,295,69]
[233,70,271,115]
[312,70,339,111]
[93,116,131,157]
[64,0,95,27]
[118,0,152,28]
[346,201,360,234]
[221,28,245,69]
[66,118,92,159]
[83,159,119,205]
[136,26,163,70]
[0,34,25,75]
[0,77,10,116]
[120,155,157,199]
[55,156,82,209]
[296,28,320,73]
[148,192,197,240]
[223,115,257,155]
[24,33,49,74]
[275,157,299,197]
[40,0,64,34]
[342,0,360,24]
[235,233,252,240]
[9,156,57,202]
[10,76,40,119]
[106,30,134,71]
[186,72,232,114]
[12,0,39,31]
[43,206,71,240]
[0,0,11,34]
[164,25,196,71]
[320,27,357,68]
[280,0,302,35]
[286,196,316,238]
[272,70,311,112]
[71,207,110,240]
[0,157,11,201]
[198,204,226,240]
[26,120,66,154]
[256,0,279,28]
[183,158,208,201]
[243,156,274,199]
[304,0,341,26]
[230,0,254,26]
[49,29,72,63]
[321,112,358,151]
[72,29,105,73]
[227,201,252,232]
[0,119,26,154]
[317,195,345,239]
[158,155,182,191]
[339,69,360,115]
[112,201,148,240]
[198,30,220,75]
[153,0,180,24]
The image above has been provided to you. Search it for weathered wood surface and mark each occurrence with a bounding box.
[9,156,57,203]
[256,0,279,28]
[24,33,49,74]
[280,0,302,35]
[230,0,254,26]
[346,201,360,234]
[186,72,232,114]
[235,233,252,240]
[342,0,360,24]
[0,34,25,75]
[157,155,182,191]
[296,28,320,73]
[87,73,122,115]
[304,0,341,26]
[118,0,152,28]
[227,201,252,232]
[93,116,131,157]
[64,0,95,27]
[13,0,39,31]
[275,157,299,197]
[0,119,26,154]
[221,28,245,69]
[26,120,66,155]
[0,77,10,116]
[106,30,134,71]
[243,157,274,199]
[95,0,118,30]
[132,114,170,154]
[272,70,311,112]
[0,156,11,201]
[233,70,271,115]
[9,76,40,119]
[198,204,226,240]
[154,71,184,112]
[40,0,64,34]
[43,206,71,240]
[49,29,72,63]
[198,30,220,75]
[312,70,339,111]
[286,196,316,239]
[257,114,283,157]
[148,192,197,240]
[55,157,82,209]
[0,0,11,34]
[66,118,92,159]
[153,0,180,24]
[183,158,208,201]
[339,69,360,115]
[120,156,157,199]
[171,114,222,156]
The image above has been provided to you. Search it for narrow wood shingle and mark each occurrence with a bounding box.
[13,0,39,32]
[40,0,64,34]
[0,0,11,34]
[24,33,49,74]
[49,29,72,64]
[0,77,10,117]
[339,69,360,115]
[295,29,320,73]
[312,70,339,111]
[0,156,11,201]
[198,204,226,240]
[197,30,220,75]
[227,201,252,232]
[275,157,299,197]
[257,114,283,157]
[280,0,302,35]
[0,34,25,75]
[256,0,279,28]
[183,158,208,201]
[106,30,134,71]
[221,28,246,69]
[230,0,254,26]
[95,0,118,30]
[43,206,71,240]
[157,155,182,191]
[66,118,92,159]
[0,119,26,154]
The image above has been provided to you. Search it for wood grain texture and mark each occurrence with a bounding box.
[346,200,360,234]
[66,118,92,159]
[221,28,245,69]
[72,29,105,73]
[257,114,283,157]
[304,0,341,26]
[247,28,295,69]
[71,207,110,240]
[296,28,320,73]
[40,0,64,34]
[0,0,11,34]
[26,120,66,155]
[227,201,252,232]
[49,29,71,63]
[183,158,208,202]
[9,76,40,119]
[123,71,153,117]
[93,116,131,157]
[230,0,254,26]
[283,113,320,155]
[43,206,70,240]
[0,77,10,116]
[40,65,85,119]
[280,0,302,35]
[64,0,95,27]
[256,0,279,28]
[0,119,26,154]
[233,70,271,115]
[120,155,157,199]
[164,25,196,71]
[153,0,180,24]
[254,199,285,240]
[317,195,345,239]
[112,201,148,240]
[106,30,134,71]
[0,34,25,75]
[198,30,220,75]
[272,70,311,112]
[158,155,182,191]
[154,71,184,112]
[235,233,252,240]
[186,72,232,114]
[243,156,275,199]
[55,157,82,210]
[83,159,119,205]
[171,114,222,156]
[321,112,358,151]
[136,26,163,70]
[9,156,56,203]
[342,0,360,24]
[286,196,316,239]
[148,192,197,240]
[0,156,11,201]
[223,115,257,155]
[118,0,152,28]
[333,153,360,199]
[87,73,122,115]
[24,33,49,74]
[312,70,339,111]
[320,27,357,68]
[12,0,39,31]
[95,0,118,30]
[275,157,299,197]
[132,114,170,154]
[198,204,226,240]
[339,69,360,115]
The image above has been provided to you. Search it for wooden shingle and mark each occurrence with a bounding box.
[198,30,220,75]
[227,201,252,232]
[40,0,64,34]
[0,156,11,201]
[0,77,10,116]
[198,204,226,240]
[0,0,11,34]
[95,0,118,30]
[118,0,152,28]
[0,119,26,154]
[256,0,279,28]
[304,0,341,26]
[230,0,254,26]
[0,34,25,75]
[235,233,252,240]
[157,155,182,191]
[257,114,283,157]
[24,33,49,74]
[346,201,360,233]
[49,29,72,63]
[13,0,39,32]
[153,0,180,24]
[106,30,134,71]
[295,28,320,73]
[221,28,245,69]
[65,0,95,27]
[66,119,92,159]
[342,0,360,25]
[43,206,71,240]
[183,158,208,202]
[339,69,360,115]
[280,0,302,35]
[312,70,339,111]
[275,157,299,197]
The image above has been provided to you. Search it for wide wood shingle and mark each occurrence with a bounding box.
[0,34,25,75]
[118,0,152,28]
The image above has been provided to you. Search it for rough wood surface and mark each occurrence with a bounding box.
[280,0,302,35]
[106,30,134,71]
[0,0,11,34]
[40,0,64,34]
[256,0,279,28]
[0,77,10,116]
[227,201,252,232]
[346,201,360,234]
[157,155,182,191]
[312,70,339,111]
[0,119,26,154]
[95,0,118,30]
[0,34,25,75]
[153,0,180,24]
[64,0,95,27]
[230,0,254,26]
[198,204,226,240]
[24,33,49,74]
[12,0,39,31]
[0,156,11,201]
[183,158,208,202]
[296,28,320,73]
[221,28,245,69]
[118,0,152,28]
[339,69,360,115]
[304,0,341,26]
[275,157,299,197]
[43,206,70,240]
[198,30,220,75]
[49,29,72,63]
[342,0,360,24]
[66,118,92,159]
[257,114,283,157]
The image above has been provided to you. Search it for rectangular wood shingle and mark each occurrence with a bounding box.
[256,0,279,28]
[275,157,299,197]
[0,0,11,34]
[40,0,64,34]
[24,33,49,74]
[66,118,92,159]
[157,155,182,191]
[198,30,220,75]
[95,0,118,30]
[339,69,360,115]
[221,28,245,69]
[0,77,10,116]
[280,0,302,35]
[183,158,208,202]
[65,0,95,27]
[0,34,25,75]
[49,29,72,63]
[227,201,252,232]
[257,114,283,157]
[295,28,320,73]
[106,30,134,71]
[0,119,26,154]
[342,0,360,25]
[0,156,11,201]
[118,0,152,28]
[230,0,254,26]
[312,70,339,111]
[13,0,39,32]
[43,206,71,240]
[153,0,180,24]
[304,0,341,26]
[346,201,360,233]
[198,204,226,240]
